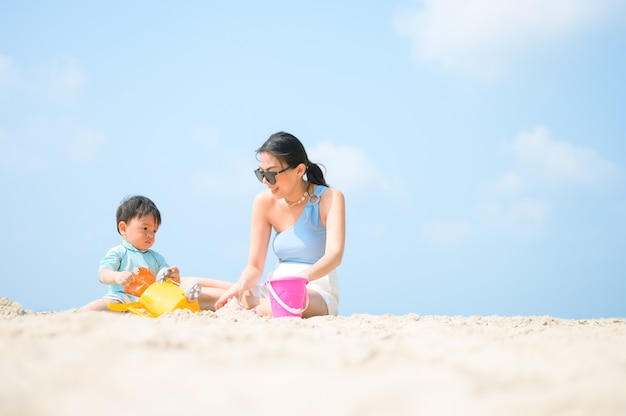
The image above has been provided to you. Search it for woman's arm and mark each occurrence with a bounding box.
[214,191,273,309]
[300,187,346,281]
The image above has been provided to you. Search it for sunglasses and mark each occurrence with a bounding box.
[254,166,291,185]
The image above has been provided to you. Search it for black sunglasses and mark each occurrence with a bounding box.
[254,166,291,185]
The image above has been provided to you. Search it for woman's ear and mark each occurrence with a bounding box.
[296,162,307,177]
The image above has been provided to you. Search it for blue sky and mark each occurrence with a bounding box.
[1,1,625,318]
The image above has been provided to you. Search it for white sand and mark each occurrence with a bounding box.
[1,297,625,416]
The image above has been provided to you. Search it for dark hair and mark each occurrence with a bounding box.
[116,195,162,234]
[256,131,329,187]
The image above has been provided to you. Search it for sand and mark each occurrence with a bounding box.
[1,297,625,416]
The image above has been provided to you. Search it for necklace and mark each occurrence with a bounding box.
[285,190,309,207]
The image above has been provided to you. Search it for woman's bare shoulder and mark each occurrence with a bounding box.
[322,186,345,200]
[253,189,275,206]
[318,186,345,212]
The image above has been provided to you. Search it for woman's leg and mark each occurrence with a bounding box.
[249,289,329,318]
[249,297,271,316]
[302,290,329,318]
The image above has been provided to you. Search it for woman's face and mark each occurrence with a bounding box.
[258,152,296,198]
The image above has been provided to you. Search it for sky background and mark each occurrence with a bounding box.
[1,1,625,318]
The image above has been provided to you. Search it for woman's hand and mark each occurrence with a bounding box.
[215,282,246,310]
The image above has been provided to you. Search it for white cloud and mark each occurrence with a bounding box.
[35,56,87,100]
[394,0,615,76]
[61,122,107,165]
[493,171,524,194]
[0,129,45,169]
[422,220,471,245]
[509,125,619,184]
[508,199,551,225]
[190,126,220,153]
[308,141,401,196]
[0,54,86,102]
[190,133,259,198]
[0,54,18,85]
[478,199,551,235]
[480,125,619,237]
[0,120,107,170]
[0,55,101,170]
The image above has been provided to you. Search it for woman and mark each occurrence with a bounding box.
[185,132,345,317]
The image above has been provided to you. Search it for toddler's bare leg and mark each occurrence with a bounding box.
[181,277,233,311]
[81,298,120,312]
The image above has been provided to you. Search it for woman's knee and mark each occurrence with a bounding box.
[303,291,329,318]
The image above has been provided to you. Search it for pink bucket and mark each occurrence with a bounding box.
[265,276,309,318]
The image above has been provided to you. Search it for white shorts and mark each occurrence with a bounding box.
[251,263,340,316]
[102,291,138,304]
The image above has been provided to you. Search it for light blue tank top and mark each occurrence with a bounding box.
[272,185,327,264]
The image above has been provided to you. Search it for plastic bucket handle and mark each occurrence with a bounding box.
[266,278,309,315]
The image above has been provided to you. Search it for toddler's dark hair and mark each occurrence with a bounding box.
[116,195,161,234]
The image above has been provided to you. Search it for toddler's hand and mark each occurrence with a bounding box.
[115,271,133,285]
[168,266,180,284]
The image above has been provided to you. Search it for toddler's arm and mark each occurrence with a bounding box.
[99,268,133,286]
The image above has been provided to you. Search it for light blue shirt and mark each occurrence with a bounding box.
[99,239,169,298]
[272,185,327,265]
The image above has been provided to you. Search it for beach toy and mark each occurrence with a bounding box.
[123,267,155,297]
[265,276,309,318]
[109,267,201,318]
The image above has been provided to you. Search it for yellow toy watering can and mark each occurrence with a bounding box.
[108,267,201,318]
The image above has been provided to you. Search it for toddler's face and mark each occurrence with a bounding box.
[121,215,159,251]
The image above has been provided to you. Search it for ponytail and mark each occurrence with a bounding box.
[305,161,328,187]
